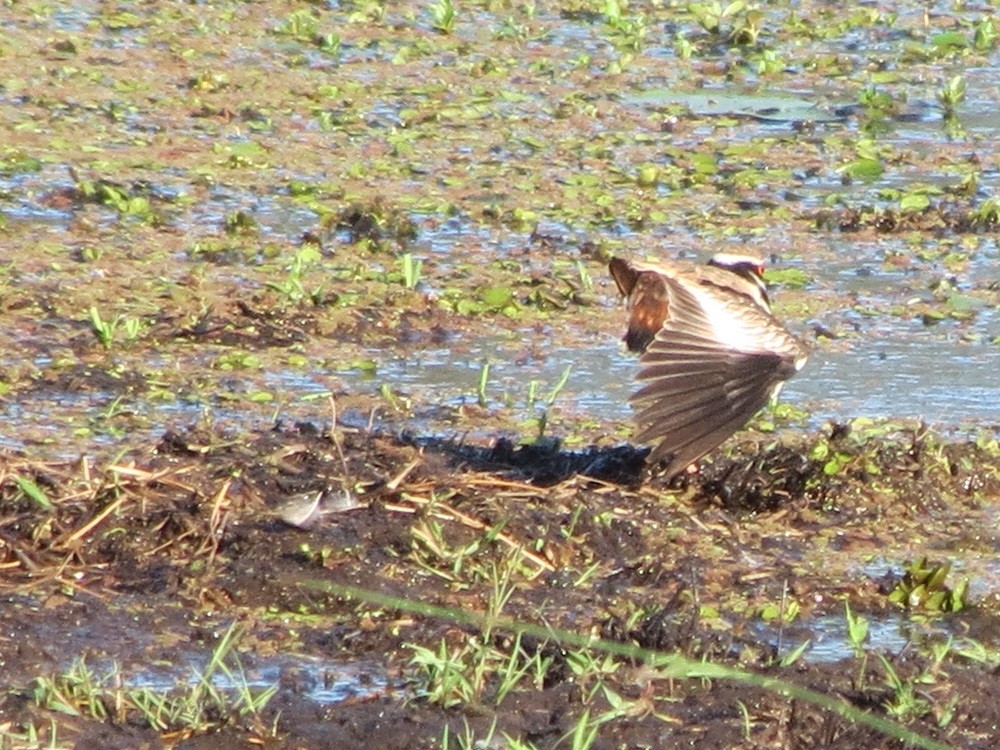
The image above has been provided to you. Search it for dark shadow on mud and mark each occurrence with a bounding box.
[159,417,994,526]
[399,430,825,515]
[198,418,830,515]
[399,432,652,486]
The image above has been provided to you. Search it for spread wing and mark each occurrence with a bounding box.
[627,270,805,479]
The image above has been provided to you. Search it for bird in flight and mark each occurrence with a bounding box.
[610,254,808,479]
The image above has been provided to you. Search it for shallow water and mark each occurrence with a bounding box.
[3,40,1000,453]
[327,326,1000,432]
[759,611,951,665]
[123,654,397,706]
[6,313,999,460]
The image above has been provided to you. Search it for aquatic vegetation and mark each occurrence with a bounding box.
[273,8,329,49]
[223,209,258,236]
[87,306,143,350]
[688,0,756,41]
[264,245,323,302]
[973,16,998,51]
[0,147,41,176]
[399,252,423,289]
[429,0,457,35]
[31,625,275,739]
[885,558,969,614]
[937,74,966,116]
[70,173,159,223]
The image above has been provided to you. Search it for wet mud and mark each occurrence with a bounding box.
[3,421,1000,748]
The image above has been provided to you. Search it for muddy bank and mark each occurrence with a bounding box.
[2,422,999,747]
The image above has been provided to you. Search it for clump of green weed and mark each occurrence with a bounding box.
[70,171,160,224]
[885,558,969,614]
[87,306,144,350]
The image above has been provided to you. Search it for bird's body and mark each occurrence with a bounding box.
[610,254,808,479]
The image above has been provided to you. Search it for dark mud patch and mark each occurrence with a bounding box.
[2,422,1000,747]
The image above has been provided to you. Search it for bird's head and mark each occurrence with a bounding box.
[707,253,769,311]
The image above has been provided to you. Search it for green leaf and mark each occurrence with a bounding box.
[779,639,810,667]
[840,158,883,181]
[763,268,812,288]
[227,141,266,158]
[926,562,951,591]
[479,285,515,310]
[688,153,719,176]
[758,603,780,621]
[15,476,53,510]
[931,31,969,49]
[899,193,930,213]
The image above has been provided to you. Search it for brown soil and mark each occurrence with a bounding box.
[2,421,1000,749]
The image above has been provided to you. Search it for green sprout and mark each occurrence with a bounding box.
[400,252,423,289]
[430,0,456,34]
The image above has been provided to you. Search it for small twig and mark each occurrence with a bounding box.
[386,457,422,492]
[776,578,789,656]
[108,464,197,485]
[200,477,232,565]
[145,528,198,557]
[463,476,544,492]
[328,396,353,495]
[57,493,129,549]
[0,530,42,572]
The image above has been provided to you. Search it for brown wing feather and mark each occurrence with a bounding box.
[633,332,796,477]
[609,259,671,353]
